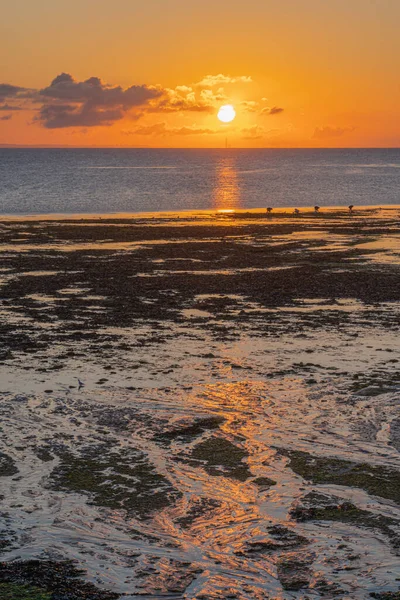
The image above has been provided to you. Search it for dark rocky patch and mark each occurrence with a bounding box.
[34,447,54,463]
[291,492,400,550]
[184,437,252,481]
[371,593,400,599]
[281,449,400,504]
[175,497,222,530]
[1,213,400,368]
[134,557,203,596]
[277,552,314,591]
[390,418,400,453]
[48,443,181,519]
[252,476,277,489]
[0,560,119,599]
[0,453,18,477]
[156,415,225,445]
[235,524,309,556]
[0,583,51,599]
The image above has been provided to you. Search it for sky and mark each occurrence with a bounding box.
[1,0,400,148]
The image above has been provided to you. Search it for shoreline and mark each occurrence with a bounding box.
[0,203,399,222]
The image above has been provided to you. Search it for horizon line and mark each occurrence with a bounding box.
[1,145,400,150]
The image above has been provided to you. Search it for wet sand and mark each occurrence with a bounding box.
[1,206,400,599]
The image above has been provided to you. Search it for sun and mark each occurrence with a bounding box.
[218,104,236,123]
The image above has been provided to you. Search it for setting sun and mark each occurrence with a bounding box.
[217,104,236,123]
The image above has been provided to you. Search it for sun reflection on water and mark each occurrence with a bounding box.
[212,158,241,210]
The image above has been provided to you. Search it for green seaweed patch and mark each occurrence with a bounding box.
[48,443,181,519]
[0,583,51,600]
[281,449,400,504]
[0,560,119,599]
[186,437,252,481]
[291,492,400,550]
[0,454,18,478]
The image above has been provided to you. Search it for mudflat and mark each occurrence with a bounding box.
[1,207,400,599]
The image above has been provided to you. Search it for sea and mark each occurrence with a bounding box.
[0,147,399,215]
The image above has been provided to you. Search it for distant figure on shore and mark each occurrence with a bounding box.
[266,207,273,214]
[314,206,320,213]
[293,208,300,216]
[349,205,354,212]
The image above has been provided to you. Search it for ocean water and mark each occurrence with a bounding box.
[0,148,400,215]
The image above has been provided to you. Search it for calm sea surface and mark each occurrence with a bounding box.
[0,148,399,215]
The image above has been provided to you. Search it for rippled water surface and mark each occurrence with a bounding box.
[1,148,400,214]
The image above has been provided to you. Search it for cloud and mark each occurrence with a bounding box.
[200,88,227,104]
[241,125,266,140]
[148,85,217,114]
[36,73,163,128]
[0,83,30,102]
[0,114,13,121]
[196,74,252,87]
[37,103,127,128]
[261,106,284,116]
[0,103,23,111]
[0,72,284,133]
[242,126,280,140]
[123,122,220,136]
[313,125,355,139]
[240,100,259,113]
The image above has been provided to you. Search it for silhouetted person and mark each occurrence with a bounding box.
[349,204,354,212]
[314,206,320,213]
[266,207,273,214]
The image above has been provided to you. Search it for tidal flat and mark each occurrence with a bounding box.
[1,207,400,599]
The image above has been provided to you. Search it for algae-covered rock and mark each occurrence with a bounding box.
[277,552,313,591]
[290,492,400,551]
[156,415,225,445]
[0,583,51,599]
[252,476,277,489]
[281,448,400,504]
[0,454,18,478]
[187,437,252,481]
[0,560,119,599]
[48,443,181,519]
[236,524,309,556]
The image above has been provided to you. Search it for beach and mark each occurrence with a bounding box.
[1,206,400,599]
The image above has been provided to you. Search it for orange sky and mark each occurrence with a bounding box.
[1,0,400,147]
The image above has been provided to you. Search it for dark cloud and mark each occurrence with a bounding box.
[40,73,161,107]
[313,126,355,139]
[0,83,29,102]
[261,106,284,116]
[37,73,163,128]
[0,114,12,121]
[37,103,125,129]
[0,104,23,111]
